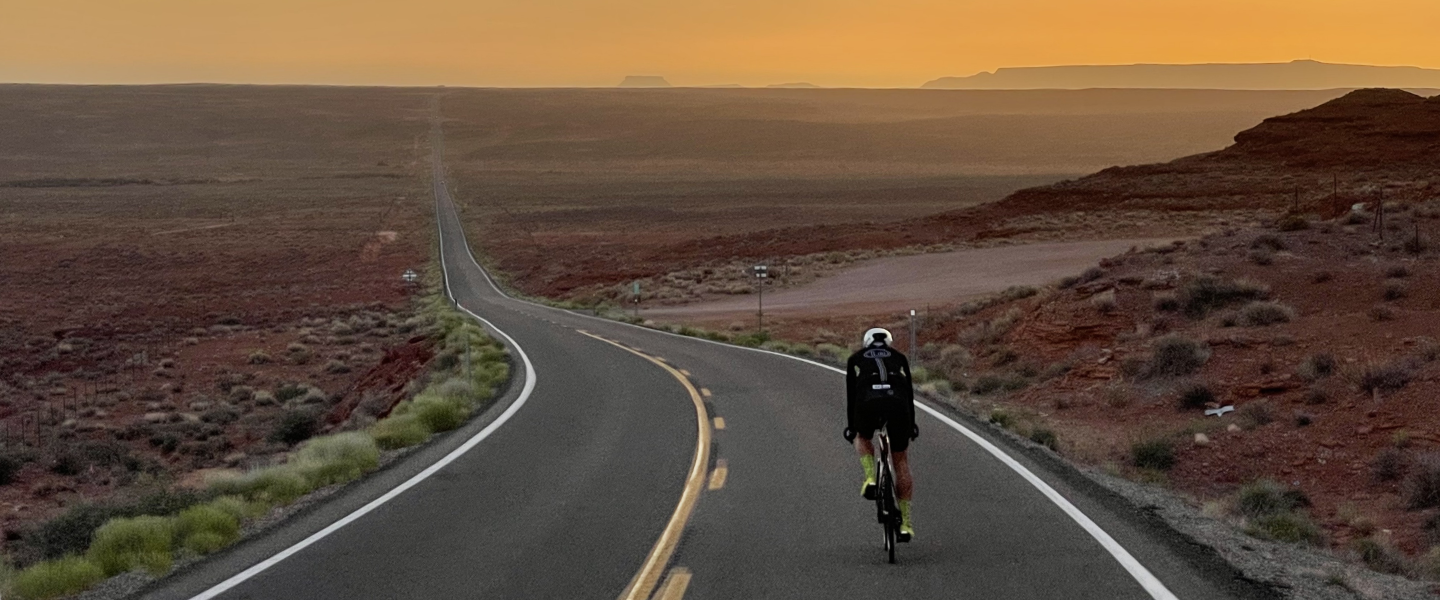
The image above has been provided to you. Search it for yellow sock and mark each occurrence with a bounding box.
[860,454,876,482]
[899,499,913,528]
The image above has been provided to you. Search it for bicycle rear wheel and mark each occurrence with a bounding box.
[884,519,896,564]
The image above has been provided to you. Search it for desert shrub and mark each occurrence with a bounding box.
[1293,412,1313,427]
[1236,479,1310,519]
[1352,537,1409,575]
[1238,401,1274,429]
[1248,248,1275,266]
[1079,287,1113,311]
[1383,280,1408,301]
[1298,353,1336,381]
[1029,428,1059,451]
[987,409,1013,429]
[176,504,239,555]
[1369,305,1397,322]
[1404,233,1429,255]
[1276,214,1310,232]
[1060,267,1105,289]
[370,413,429,449]
[252,390,276,406]
[290,432,379,488]
[323,359,350,374]
[1152,293,1179,312]
[1246,511,1325,545]
[274,383,309,402]
[1251,234,1287,251]
[246,350,271,365]
[1311,271,1334,284]
[1177,277,1269,318]
[1140,335,1211,379]
[731,331,770,348]
[1236,301,1296,327]
[409,393,469,433]
[1404,453,1440,510]
[971,372,1030,395]
[1131,436,1176,470]
[11,556,106,600]
[86,515,175,576]
[1420,339,1440,363]
[1354,360,1414,394]
[209,467,309,505]
[0,451,27,486]
[1177,384,1215,410]
[1371,447,1407,482]
[1303,386,1329,405]
[959,308,1022,347]
[269,410,319,446]
[1385,264,1412,279]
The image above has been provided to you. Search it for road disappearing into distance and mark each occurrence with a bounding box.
[139,107,1267,600]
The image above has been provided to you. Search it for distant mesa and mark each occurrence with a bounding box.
[767,82,821,89]
[923,60,1440,90]
[618,75,672,88]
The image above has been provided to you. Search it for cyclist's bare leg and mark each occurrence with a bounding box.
[892,450,913,500]
[855,436,875,458]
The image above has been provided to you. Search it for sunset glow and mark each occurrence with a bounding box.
[3,0,1438,87]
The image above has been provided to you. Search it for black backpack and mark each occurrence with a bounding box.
[856,346,907,401]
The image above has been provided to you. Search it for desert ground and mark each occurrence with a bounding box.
[0,85,437,561]
[440,88,1354,301]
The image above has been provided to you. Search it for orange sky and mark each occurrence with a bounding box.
[2,0,1436,87]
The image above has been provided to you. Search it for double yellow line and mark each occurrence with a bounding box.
[577,331,711,600]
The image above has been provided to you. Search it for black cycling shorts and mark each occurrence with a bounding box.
[852,398,913,453]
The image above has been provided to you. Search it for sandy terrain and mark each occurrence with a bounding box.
[649,238,1177,319]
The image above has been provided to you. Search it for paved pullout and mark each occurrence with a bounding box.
[142,110,1267,600]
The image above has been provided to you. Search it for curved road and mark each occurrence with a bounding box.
[142,112,1270,600]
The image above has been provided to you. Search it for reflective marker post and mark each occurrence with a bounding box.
[909,309,917,356]
[753,265,768,334]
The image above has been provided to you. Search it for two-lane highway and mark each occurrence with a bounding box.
[142,108,1271,600]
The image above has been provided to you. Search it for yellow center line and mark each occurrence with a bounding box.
[708,460,728,491]
[680,368,692,377]
[700,388,712,398]
[712,417,725,430]
[577,331,711,600]
[656,567,693,600]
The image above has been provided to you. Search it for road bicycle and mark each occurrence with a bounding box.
[873,424,902,564]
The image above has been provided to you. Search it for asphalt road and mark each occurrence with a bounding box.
[141,112,1270,600]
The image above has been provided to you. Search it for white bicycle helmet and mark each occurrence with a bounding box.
[862,327,892,347]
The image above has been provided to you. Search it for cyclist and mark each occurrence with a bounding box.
[843,327,917,542]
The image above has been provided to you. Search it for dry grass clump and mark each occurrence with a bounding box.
[246,350,272,365]
[1131,435,1176,471]
[1368,305,1397,322]
[1090,290,1117,314]
[1383,280,1408,301]
[1297,353,1336,382]
[1251,234,1287,251]
[1385,264,1412,279]
[1176,276,1269,318]
[1176,383,1215,410]
[1352,359,1415,395]
[1404,453,1440,510]
[1235,301,1296,327]
[1133,335,1211,379]
[1059,267,1105,290]
[1371,447,1407,482]
[1235,479,1324,545]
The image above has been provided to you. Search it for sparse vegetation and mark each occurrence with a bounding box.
[269,410,319,446]
[1404,453,1440,510]
[1368,305,1397,322]
[1176,383,1215,410]
[1298,353,1336,382]
[246,350,272,365]
[1353,360,1415,395]
[1383,280,1408,301]
[11,556,106,600]
[1137,335,1210,379]
[1029,428,1058,451]
[1251,234,1287,251]
[1131,436,1176,471]
[1371,447,1407,482]
[1352,536,1409,575]
[1235,301,1295,327]
[1176,276,1269,318]
[1235,479,1323,545]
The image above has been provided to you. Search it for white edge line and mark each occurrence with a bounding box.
[186,146,537,600]
[435,144,1178,600]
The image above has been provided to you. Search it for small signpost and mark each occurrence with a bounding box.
[909,309,918,355]
[753,265,768,333]
[632,281,641,318]
[401,269,419,285]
